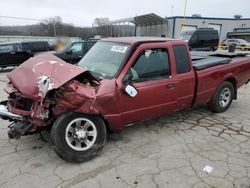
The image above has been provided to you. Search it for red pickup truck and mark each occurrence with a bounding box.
[1,37,250,162]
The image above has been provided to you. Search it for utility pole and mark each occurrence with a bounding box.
[182,0,188,32]
[171,5,174,17]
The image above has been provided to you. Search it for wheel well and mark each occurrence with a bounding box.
[225,77,237,99]
[100,116,112,133]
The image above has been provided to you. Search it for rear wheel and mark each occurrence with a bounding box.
[51,112,107,162]
[207,81,234,113]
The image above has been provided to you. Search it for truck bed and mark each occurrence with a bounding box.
[191,51,249,70]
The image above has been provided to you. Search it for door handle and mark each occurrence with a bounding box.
[166,83,175,90]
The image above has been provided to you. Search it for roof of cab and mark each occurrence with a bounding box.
[101,37,180,45]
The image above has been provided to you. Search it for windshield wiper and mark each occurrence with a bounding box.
[89,71,104,81]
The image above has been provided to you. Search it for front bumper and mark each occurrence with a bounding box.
[0,105,23,121]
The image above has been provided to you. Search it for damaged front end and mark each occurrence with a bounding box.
[0,54,100,139]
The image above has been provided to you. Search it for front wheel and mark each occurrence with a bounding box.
[207,81,234,113]
[50,112,107,162]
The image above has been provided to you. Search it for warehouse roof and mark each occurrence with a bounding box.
[167,16,250,21]
[133,13,168,26]
[110,13,168,26]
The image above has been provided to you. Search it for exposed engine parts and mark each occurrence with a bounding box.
[8,122,32,139]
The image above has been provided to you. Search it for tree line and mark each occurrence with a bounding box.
[0,16,135,39]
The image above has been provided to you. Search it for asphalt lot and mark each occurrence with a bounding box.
[0,67,250,188]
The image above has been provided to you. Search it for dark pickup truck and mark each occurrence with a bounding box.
[0,41,54,68]
[38,40,98,64]
[54,40,97,64]
[1,37,250,162]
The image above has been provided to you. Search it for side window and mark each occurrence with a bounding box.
[21,43,31,51]
[30,43,41,51]
[129,48,170,82]
[191,33,197,42]
[0,45,14,53]
[197,32,204,40]
[16,44,22,51]
[198,32,212,40]
[70,43,83,52]
[33,42,47,51]
[173,45,191,74]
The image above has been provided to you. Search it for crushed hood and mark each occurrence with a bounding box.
[8,54,98,100]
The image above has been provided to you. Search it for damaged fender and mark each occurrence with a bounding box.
[7,54,99,100]
[5,54,122,132]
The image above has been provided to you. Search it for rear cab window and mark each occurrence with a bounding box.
[173,45,191,74]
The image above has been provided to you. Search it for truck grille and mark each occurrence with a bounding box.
[9,93,33,111]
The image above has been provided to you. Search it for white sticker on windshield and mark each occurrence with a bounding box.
[111,45,128,53]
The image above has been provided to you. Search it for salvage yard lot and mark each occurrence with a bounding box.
[0,70,250,188]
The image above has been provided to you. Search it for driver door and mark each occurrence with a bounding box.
[117,43,178,125]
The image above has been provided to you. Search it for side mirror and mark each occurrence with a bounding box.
[124,85,138,97]
[124,74,132,84]
[66,49,73,55]
[124,68,135,84]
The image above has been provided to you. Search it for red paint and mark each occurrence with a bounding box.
[7,54,96,100]
[4,37,250,132]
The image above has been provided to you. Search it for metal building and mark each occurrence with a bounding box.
[110,13,250,42]
[110,13,168,37]
[168,15,250,41]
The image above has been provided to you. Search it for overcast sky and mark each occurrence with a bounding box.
[0,0,249,26]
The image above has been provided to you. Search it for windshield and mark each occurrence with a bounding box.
[78,41,131,78]
[180,31,195,41]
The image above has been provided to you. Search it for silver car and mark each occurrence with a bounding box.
[222,39,250,51]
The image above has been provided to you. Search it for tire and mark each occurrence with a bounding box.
[207,81,234,113]
[50,112,107,163]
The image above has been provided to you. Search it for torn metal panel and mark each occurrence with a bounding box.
[7,54,98,100]
[5,53,121,131]
[53,80,97,116]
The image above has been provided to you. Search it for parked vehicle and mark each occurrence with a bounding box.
[21,41,55,53]
[1,37,250,162]
[0,41,54,68]
[221,38,250,51]
[53,40,98,64]
[180,28,219,51]
[0,43,29,68]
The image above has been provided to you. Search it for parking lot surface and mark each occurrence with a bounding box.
[0,69,250,188]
